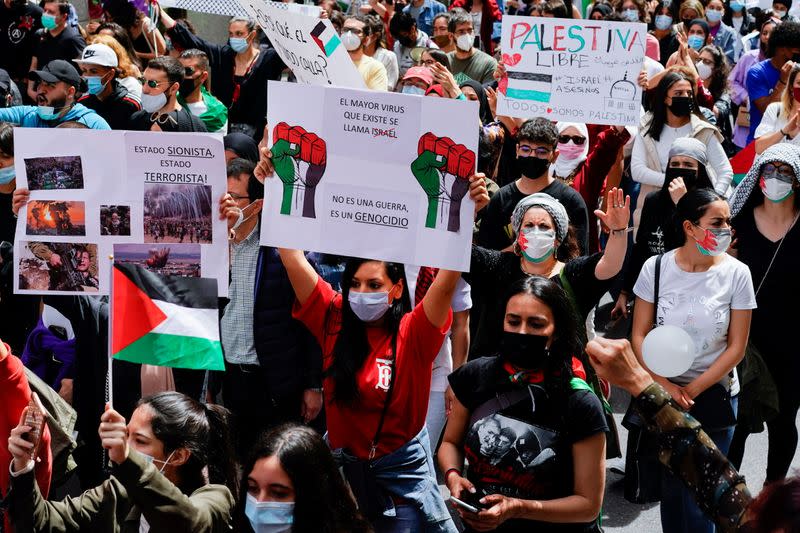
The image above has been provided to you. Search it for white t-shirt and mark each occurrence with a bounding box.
[633,249,756,393]
[405,265,472,392]
[754,102,800,151]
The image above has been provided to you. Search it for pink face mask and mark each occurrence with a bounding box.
[557,141,585,161]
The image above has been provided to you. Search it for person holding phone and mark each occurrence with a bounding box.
[1,340,52,533]
[6,392,237,532]
[438,276,607,532]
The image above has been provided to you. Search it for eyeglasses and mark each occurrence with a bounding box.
[184,67,196,77]
[228,192,250,201]
[420,59,436,66]
[150,112,178,127]
[557,135,586,145]
[140,78,167,89]
[762,163,796,181]
[518,145,552,158]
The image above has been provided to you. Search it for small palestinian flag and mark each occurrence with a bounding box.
[505,71,553,103]
[310,20,340,57]
[112,263,223,370]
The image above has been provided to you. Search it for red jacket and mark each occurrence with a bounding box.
[1,344,52,532]
[449,0,502,55]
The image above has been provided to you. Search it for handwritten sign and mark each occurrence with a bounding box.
[237,0,364,88]
[261,81,479,271]
[13,129,229,296]
[497,17,646,126]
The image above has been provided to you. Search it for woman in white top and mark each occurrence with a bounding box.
[754,63,800,154]
[631,69,733,231]
[364,14,399,90]
[631,187,755,533]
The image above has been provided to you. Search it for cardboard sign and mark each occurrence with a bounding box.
[13,129,229,296]
[497,16,646,126]
[261,81,479,271]
[237,0,364,88]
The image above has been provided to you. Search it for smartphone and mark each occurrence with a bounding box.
[23,394,46,460]
[450,492,487,514]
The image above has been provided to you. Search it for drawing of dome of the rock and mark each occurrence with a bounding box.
[609,71,637,100]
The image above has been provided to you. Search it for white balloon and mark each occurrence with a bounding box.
[642,325,695,378]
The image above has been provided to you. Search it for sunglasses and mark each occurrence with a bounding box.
[762,163,795,181]
[184,67,196,77]
[557,135,586,145]
[150,112,178,127]
[140,78,167,89]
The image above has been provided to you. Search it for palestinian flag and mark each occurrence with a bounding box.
[310,21,340,57]
[112,263,223,370]
[730,141,756,187]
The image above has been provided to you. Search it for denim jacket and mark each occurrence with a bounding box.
[331,426,457,533]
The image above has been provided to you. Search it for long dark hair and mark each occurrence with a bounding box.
[96,22,143,69]
[500,276,583,387]
[673,187,726,244]
[646,70,703,141]
[137,392,238,501]
[325,258,411,405]
[238,425,372,533]
[699,44,730,100]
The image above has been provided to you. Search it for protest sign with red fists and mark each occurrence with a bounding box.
[412,133,476,232]
[272,122,327,218]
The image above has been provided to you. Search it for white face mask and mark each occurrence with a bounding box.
[695,61,713,80]
[349,290,392,322]
[456,33,474,52]
[141,91,168,113]
[518,228,556,263]
[774,9,787,18]
[139,449,176,473]
[341,30,362,52]
[761,176,795,202]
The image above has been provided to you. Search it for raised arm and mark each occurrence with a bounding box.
[277,249,320,306]
[593,188,630,280]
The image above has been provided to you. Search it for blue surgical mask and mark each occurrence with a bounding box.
[730,1,745,11]
[0,166,15,185]
[245,494,294,533]
[655,14,673,29]
[706,8,723,22]
[687,34,705,49]
[623,8,639,21]
[402,85,425,96]
[84,76,107,95]
[348,290,392,322]
[36,105,62,121]
[229,37,249,53]
[41,13,58,30]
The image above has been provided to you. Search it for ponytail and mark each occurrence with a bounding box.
[203,403,238,501]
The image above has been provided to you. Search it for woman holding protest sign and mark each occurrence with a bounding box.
[255,143,489,532]
[438,275,608,533]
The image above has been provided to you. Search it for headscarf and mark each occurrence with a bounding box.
[729,144,800,217]
[459,80,493,125]
[688,18,710,39]
[589,3,612,19]
[223,132,259,164]
[667,137,717,184]
[552,122,589,179]
[511,192,570,242]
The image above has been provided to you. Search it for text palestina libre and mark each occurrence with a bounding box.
[508,23,643,53]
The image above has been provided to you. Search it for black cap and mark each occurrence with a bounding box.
[29,60,83,89]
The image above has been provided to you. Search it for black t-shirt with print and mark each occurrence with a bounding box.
[449,356,607,533]
[0,1,43,80]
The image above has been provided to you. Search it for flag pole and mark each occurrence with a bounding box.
[107,254,114,409]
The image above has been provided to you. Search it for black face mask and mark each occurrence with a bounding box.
[516,156,550,179]
[681,18,693,27]
[399,36,416,47]
[664,166,698,189]
[179,78,199,98]
[500,331,550,369]
[668,96,693,117]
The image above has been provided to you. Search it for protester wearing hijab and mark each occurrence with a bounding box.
[727,144,800,484]
[552,122,631,252]
[613,137,717,319]
[458,79,492,124]
[223,132,259,164]
[468,190,629,356]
